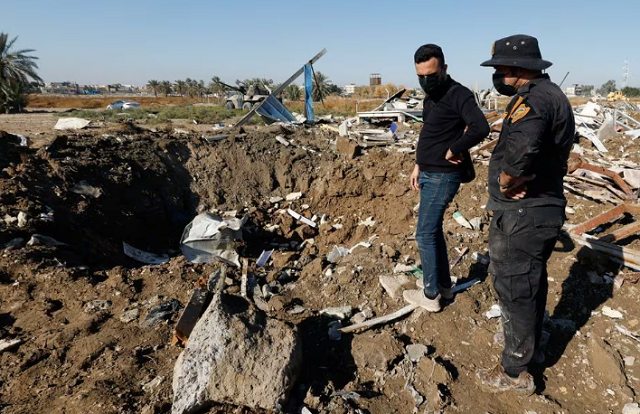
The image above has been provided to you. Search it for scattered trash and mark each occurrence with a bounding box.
[330,390,361,401]
[256,249,274,267]
[0,338,23,353]
[340,304,418,334]
[469,217,482,230]
[616,324,640,343]
[602,306,624,319]
[452,279,480,293]
[485,304,502,319]
[70,180,102,198]
[394,263,415,273]
[327,245,351,263]
[287,208,316,228]
[269,196,284,203]
[142,299,183,328]
[453,212,473,229]
[54,117,91,130]
[123,242,169,265]
[180,213,245,267]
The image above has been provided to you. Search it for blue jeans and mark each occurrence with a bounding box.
[416,171,461,298]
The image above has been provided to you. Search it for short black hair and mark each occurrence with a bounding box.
[414,44,445,67]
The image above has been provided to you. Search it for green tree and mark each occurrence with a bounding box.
[160,80,172,97]
[312,71,331,102]
[0,32,42,113]
[147,80,159,97]
[621,86,640,97]
[284,84,301,101]
[597,79,616,96]
[174,80,187,97]
[210,76,226,101]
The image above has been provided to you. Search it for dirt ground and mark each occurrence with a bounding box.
[1,103,640,414]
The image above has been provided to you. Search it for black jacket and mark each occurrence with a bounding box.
[487,74,575,210]
[417,76,490,173]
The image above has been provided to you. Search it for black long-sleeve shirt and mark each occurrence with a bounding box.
[487,74,575,210]
[416,76,490,173]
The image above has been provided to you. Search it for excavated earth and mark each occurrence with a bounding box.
[0,115,639,414]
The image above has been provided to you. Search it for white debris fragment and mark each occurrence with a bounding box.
[27,234,68,247]
[269,196,283,203]
[285,192,302,201]
[624,356,635,367]
[17,212,27,228]
[123,242,169,265]
[142,376,164,393]
[275,135,290,146]
[394,263,415,273]
[321,306,353,319]
[485,304,502,319]
[453,212,473,229]
[406,344,429,362]
[54,117,91,130]
[287,208,317,228]
[602,306,623,319]
[0,338,23,353]
[623,403,640,414]
[357,217,376,227]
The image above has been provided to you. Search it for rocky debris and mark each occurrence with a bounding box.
[379,274,413,299]
[320,306,353,320]
[83,299,112,313]
[413,357,453,412]
[352,331,403,371]
[142,299,183,328]
[336,136,361,159]
[623,403,640,414]
[120,308,141,323]
[172,295,302,413]
[406,344,430,362]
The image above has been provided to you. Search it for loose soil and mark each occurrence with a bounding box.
[0,105,639,414]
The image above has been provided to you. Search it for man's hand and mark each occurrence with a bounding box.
[410,164,420,191]
[445,149,463,165]
[499,171,535,199]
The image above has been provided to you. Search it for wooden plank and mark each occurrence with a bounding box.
[599,220,640,243]
[339,304,417,334]
[569,204,627,236]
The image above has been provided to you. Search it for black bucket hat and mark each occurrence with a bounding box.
[480,34,552,71]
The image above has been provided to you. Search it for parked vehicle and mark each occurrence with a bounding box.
[107,100,141,110]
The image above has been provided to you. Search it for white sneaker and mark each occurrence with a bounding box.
[403,289,441,312]
[415,278,455,300]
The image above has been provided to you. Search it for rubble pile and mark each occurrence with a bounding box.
[0,100,639,413]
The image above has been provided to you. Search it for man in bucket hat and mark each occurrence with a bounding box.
[476,34,575,393]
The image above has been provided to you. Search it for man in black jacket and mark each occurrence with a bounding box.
[403,44,489,312]
[476,34,575,393]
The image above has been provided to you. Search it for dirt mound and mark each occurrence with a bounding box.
[0,121,639,414]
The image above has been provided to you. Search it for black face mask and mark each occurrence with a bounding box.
[492,73,518,96]
[419,73,448,99]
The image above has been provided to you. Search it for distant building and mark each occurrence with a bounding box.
[344,83,356,95]
[565,84,582,96]
[370,73,382,86]
[43,81,79,94]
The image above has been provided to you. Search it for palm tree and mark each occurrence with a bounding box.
[0,33,42,113]
[174,80,187,97]
[147,80,159,97]
[0,33,42,85]
[284,84,301,101]
[160,80,172,97]
[312,71,331,102]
